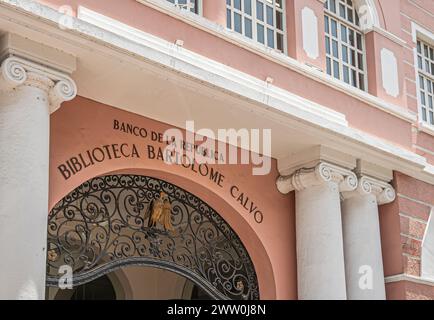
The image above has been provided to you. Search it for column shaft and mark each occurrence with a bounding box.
[0,55,76,300]
[296,181,347,299]
[0,85,50,299]
[342,194,386,299]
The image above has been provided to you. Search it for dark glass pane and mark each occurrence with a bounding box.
[245,17,252,38]
[257,1,264,21]
[257,24,265,44]
[234,13,242,33]
[267,28,274,48]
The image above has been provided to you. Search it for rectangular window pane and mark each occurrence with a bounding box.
[351,69,357,87]
[356,33,362,50]
[257,1,264,21]
[333,60,340,79]
[234,12,242,33]
[339,3,346,19]
[234,0,241,10]
[350,49,356,67]
[342,45,348,63]
[341,26,347,43]
[276,11,283,31]
[343,65,349,83]
[330,0,336,13]
[347,7,353,23]
[244,0,252,15]
[326,57,332,75]
[349,29,355,46]
[359,74,365,90]
[267,28,274,48]
[277,33,284,51]
[325,16,329,34]
[227,9,232,28]
[245,17,253,38]
[358,53,364,70]
[326,37,331,54]
[257,24,265,44]
[266,6,274,26]
[332,40,339,58]
[422,107,427,121]
[331,19,338,37]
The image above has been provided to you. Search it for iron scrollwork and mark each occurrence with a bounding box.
[46,175,260,300]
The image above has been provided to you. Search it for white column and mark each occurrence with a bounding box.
[277,162,358,300]
[0,56,76,299]
[341,176,396,300]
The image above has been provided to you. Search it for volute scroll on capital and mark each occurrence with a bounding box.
[276,162,358,194]
[342,175,396,205]
[0,55,77,113]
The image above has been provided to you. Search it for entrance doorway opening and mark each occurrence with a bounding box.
[46,266,213,300]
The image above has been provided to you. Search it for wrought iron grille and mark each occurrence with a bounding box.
[46,174,260,300]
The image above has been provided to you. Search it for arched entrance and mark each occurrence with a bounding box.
[46,174,260,300]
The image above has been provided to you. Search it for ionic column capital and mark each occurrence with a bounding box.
[276,161,358,194]
[0,56,77,113]
[342,175,396,205]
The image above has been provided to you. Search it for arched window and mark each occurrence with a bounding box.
[226,0,285,52]
[324,0,367,90]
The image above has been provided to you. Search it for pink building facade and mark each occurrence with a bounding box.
[0,0,433,300]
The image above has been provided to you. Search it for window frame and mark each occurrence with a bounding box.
[226,0,287,53]
[416,38,434,127]
[324,0,368,91]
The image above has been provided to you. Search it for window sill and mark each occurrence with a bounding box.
[419,122,434,137]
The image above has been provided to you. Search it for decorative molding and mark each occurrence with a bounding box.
[301,7,319,60]
[342,175,396,205]
[276,162,358,194]
[380,48,400,98]
[0,55,77,113]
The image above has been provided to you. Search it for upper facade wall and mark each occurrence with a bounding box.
[399,0,434,164]
[35,0,434,162]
